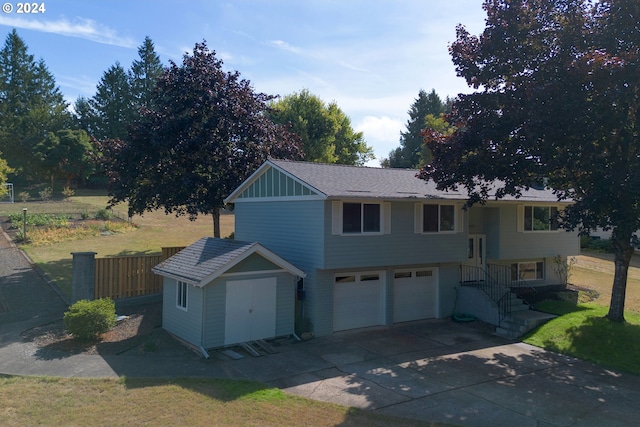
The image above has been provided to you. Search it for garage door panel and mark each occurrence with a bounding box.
[333,272,384,332]
[393,269,437,323]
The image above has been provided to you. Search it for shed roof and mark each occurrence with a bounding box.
[225,159,563,203]
[152,237,305,287]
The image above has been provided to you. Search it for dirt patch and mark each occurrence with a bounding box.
[21,302,195,357]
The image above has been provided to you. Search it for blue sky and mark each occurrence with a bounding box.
[0,0,487,165]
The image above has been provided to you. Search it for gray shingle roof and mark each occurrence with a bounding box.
[267,159,561,202]
[152,237,304,286]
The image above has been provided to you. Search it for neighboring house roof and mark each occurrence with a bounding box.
[225,159,565,203]
[152,237,306,287]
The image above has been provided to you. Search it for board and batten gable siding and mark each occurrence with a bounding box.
[202,271,295,349]
[324,200,468,269]
[235,164,320,199]
[162,277,203,347]
[497,204,579,259]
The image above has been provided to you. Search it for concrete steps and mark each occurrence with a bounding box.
[456,285,555,339]
[495,310,557,339]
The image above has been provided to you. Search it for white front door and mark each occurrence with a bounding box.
[224,277,277,345]
[462,234,486,282]
[467,234,486,269]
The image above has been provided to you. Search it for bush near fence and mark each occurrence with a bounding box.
[94,247,184,300]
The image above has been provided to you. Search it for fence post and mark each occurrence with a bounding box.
[71,252,97,303]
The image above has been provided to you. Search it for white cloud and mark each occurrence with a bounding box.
[355,116,404,166]
[266,39,300,54]
[0,16,136,48]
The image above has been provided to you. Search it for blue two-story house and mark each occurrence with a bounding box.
[224,159,580,338]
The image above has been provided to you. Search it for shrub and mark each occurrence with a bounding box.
[18,191,30,203]
[63,298,116,340]
[62,186,75,200]
[39,187,53,201]
[95,208,113,220]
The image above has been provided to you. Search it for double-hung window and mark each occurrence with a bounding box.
[177,280,188,311]
[342,202,381,234]
[523,206,558,231]
[421,204,456,233]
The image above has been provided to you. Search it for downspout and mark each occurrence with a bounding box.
[200,284,210,359]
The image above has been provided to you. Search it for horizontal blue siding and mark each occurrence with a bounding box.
[162,278,203,347]
[324,201,467,269]
[497,205,579,259]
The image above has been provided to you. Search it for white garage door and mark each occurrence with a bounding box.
[333,271,385,331]
[393,269,438,323]
[225,277,277,345]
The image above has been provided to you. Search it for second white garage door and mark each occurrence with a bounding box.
[333,271,385,331]
[393,268,438,323]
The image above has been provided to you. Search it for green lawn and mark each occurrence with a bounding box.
[525,301,640,375]
[0,376,441,427]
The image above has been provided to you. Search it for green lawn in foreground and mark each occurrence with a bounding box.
[524,301,640,375]
[0,376,442,427]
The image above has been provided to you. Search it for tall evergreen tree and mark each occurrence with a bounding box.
[129,36,163,111]
[0,29,70,176]
[87,62,133,141]
[382,89,450,168]
[75,37,163,142]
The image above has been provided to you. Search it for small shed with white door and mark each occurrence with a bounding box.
[152,237,305,356]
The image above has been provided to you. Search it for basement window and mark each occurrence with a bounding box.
[511,261,544,281]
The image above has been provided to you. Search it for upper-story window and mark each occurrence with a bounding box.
[524,206,558,231]
[332,201,390,235]
[415,203,459,234]
[343,202,380,233]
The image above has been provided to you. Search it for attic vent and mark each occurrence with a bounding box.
[397,191,418,194]
[346,190,371,193]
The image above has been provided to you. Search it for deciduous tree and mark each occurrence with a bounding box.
[108,41,303,237]
[269,89,374,165]
[0,152,13,198]
[35,129,95,187]
[420,0,640,322]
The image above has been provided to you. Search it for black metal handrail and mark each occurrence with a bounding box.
[459,265,512,325]
[487,263,536,308]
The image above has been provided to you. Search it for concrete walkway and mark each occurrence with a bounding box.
[1,230,640,426]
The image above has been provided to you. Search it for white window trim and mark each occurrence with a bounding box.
[332,201,391,236]
[517,205,561,233]
[415,203,463,234]
[176,280,188,311]
[512,261,545,282]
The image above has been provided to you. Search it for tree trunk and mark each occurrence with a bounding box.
[606,227,634,322]
[212,209,220,238]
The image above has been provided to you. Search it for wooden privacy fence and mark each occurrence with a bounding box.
[94,246,185,300]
